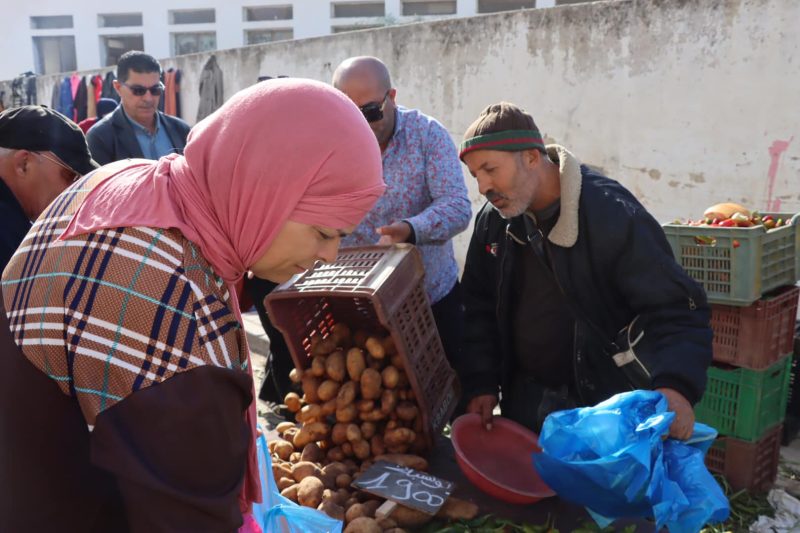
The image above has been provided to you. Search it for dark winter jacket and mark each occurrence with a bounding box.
[459,145,712,408]
[86,105,190,165]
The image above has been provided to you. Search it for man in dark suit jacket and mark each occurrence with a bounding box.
[87,51,190,165]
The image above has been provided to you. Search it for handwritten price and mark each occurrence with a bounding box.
[358,472,445,507]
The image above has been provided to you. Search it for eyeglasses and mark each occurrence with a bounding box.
[359,91,390,123]
[122,82,165,97]
[35,152,80,183]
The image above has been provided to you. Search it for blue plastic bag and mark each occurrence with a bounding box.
[251,432,343,533]
[532,390,729,532]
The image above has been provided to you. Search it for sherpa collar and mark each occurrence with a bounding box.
[544,144,582,248]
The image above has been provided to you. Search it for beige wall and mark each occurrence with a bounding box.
[4,0,798,267]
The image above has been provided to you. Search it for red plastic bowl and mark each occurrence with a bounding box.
[451,413,556,504]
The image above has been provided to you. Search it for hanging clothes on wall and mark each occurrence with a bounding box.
[196,56,223,122]
[86,77,97,119]
[10,72,34,107]
[73,75,88,123]
[157,71,166,114]
[164,68,183,118]
[51,80,62,113]
[0,91,5,113]
[101,71,119,102]
[59,77,74,119]
[174,69,183,118]
[92,75,103,106]
[24,74,37,105]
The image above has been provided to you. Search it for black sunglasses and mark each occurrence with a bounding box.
[359,91,390,123]
[122,82,165,96]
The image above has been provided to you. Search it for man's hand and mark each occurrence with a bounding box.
[466,394,498,431]
[656,387,695,440]
[376,221,412,245]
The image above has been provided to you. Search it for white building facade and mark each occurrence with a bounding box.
[0,0,579,80]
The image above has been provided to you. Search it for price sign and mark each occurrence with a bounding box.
[352,460,455,515]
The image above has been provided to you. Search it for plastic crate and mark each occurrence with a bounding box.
[705,424,782,492]
[662,213,800,306]
[710,285,799,369]
[695,353,792,441]
[263,244,460,451]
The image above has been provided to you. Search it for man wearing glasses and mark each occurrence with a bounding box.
[0,105,98,270]
[87,51,190,165]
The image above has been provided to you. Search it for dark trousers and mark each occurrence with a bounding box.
[247,277,464,405]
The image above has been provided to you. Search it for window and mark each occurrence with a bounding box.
[30,15,73,29]
[245,28,294,45]
[244,5,293,21]
[331,24,384,33]
[332,2,385,18]
[32,36,76,74]
[169,9,215,25]
[402,1,456,16]
[100,34,144,66]
[98,13,143,27]
[171,32,217,55]
[477,0,535,13]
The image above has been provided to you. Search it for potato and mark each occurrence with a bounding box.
[346,348,367,381]
[381,366,400,389]
[297,404,322,424]
[386,445,409,454]
[331,423,349,445]
[359,460,373,472]
[284,392,302,413]
[283,426,299,441]
[277,476,295,491]
[365,337,385,359]
[294,422,329,449]
[352,439,371,460]
[276,421,296,435]
[345,496,359,509]
[336,404,358,423]
[319,469,338,490]
[318,500,345,521]
[344,517,381,532]
[360,422,376,440]
[280,483,299,502]
[312,336,337,357]
[321,398,337,416]
[360,368,382,400]
[311,355,327,377]
[395,401,418,422]
[291,461,322,482]
[297,476,325,508]
[273,440,294,461]
[301,442,324,463]
[317,439,330,452]
[390,354,404,369]
[386,420,398,431]
[289,367,303,383]
[381,336,397,356]
[335,473,352,489]
[267,440,278,453]
[398,390,408,401]
[436,497,478,521]
[370,435,385,456]
[301,375,321,404]
[391,504,434,528]
[331,322,352,347]
[376,518,398,530]
[318,380,341,402]
[353,330,369,349]
[325,350,347,382]
[357,399,375,413]
[359,409,386,423]
[374,454,428,471]
[346,423,362,442]
[381,389,398,414]
[343,459,358,474]
[341,441,353,456]
[327,446,345,462]
[344,503,369,523]
[336,381,358,409]
[322,461,349,479]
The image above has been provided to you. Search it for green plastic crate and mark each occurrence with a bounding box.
[662,213,799,306]
[696,353,793,441]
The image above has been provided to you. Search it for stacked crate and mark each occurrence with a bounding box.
[663,213,800,491]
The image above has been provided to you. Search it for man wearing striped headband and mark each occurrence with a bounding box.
[457,102,712,442]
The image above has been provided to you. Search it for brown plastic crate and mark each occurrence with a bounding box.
[263,244,460,451]
[710,285,799,369]
[705,424,782,492]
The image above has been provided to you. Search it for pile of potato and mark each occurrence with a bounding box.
[269,322,477,532]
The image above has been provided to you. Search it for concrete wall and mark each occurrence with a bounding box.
[2,0,798,268]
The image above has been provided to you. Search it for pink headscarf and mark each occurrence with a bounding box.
[60,78,385,513]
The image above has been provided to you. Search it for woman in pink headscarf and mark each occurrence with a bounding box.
[0,79,384,532]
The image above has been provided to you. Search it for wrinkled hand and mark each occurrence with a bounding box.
[376,221,412,245]
[656,387,695,440]
[466,394,498,431]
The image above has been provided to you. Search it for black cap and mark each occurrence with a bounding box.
[0,105,99,175]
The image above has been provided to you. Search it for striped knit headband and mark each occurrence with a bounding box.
[459,129,545,160]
